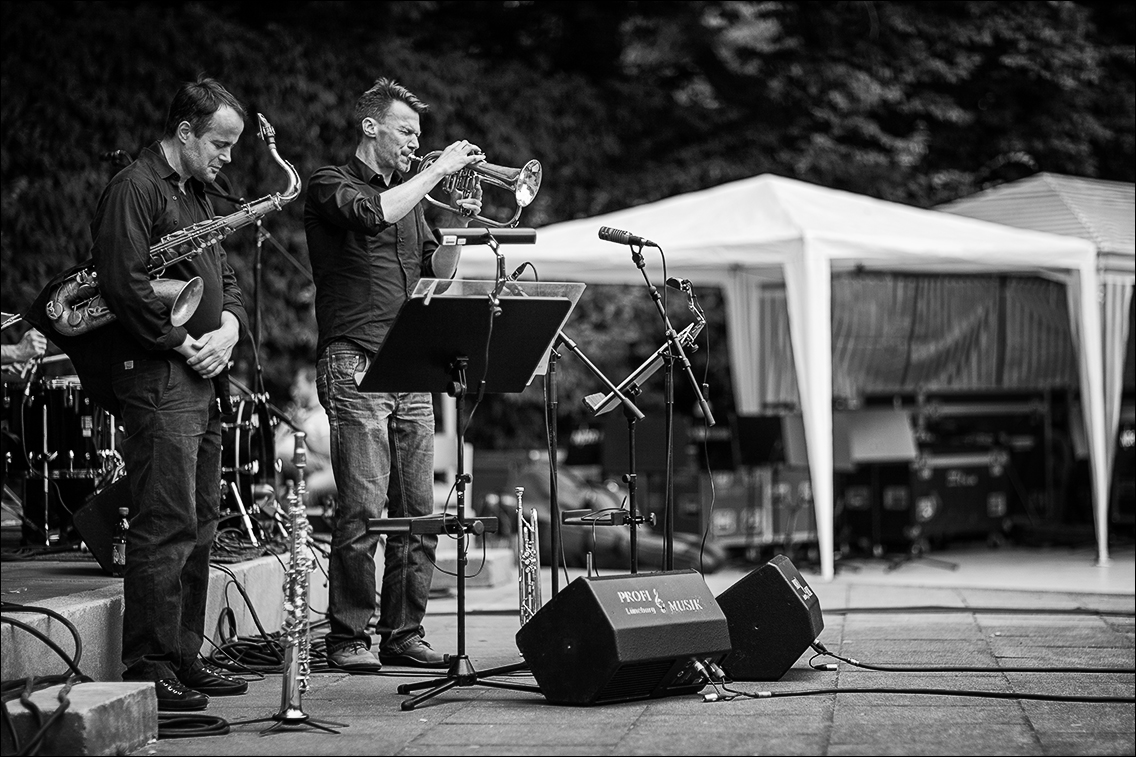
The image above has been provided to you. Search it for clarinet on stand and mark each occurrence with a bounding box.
[233,431,345,735]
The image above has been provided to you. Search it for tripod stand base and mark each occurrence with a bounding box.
[395,656,540,710]
[229,708,348,735]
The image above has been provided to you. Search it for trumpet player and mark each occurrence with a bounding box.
[304,77,483,671]
[89,78,251,711]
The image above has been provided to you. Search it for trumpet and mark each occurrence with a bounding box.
[412,150,542,228]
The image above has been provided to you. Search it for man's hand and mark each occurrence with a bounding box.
[448,176,483,226]
[431,139,485,177]
[14,330,46,362]
[178,313,240,379]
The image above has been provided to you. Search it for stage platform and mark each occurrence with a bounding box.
[2,527,1133,755]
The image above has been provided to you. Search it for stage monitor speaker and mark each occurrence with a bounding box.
[71,476,132,576]
[715,554,824,680]
[515,570,732,706]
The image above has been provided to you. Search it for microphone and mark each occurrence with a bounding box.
[598,227,658,248]
[99,150,129,163]
[665,277,692,291]
[508,263,528,281]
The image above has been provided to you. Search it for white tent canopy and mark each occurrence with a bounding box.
[455,174,1107,580]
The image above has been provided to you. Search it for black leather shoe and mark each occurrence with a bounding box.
[178,662,249,696]
[155,678,209,711]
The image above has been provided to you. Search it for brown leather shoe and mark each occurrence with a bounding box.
[379,638,450,668]
[328,641,383,671]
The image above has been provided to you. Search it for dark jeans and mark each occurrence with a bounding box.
[317,341,437,655]
[113,357,220,682]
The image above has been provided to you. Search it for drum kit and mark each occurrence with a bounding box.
[2,356,277,549]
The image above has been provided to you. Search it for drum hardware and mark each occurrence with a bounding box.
[225,480,260,548]
[220,396,269,535]
[219,393,279,546]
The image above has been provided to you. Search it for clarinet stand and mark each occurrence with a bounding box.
[229,432,346,735]
[358,277,580,710]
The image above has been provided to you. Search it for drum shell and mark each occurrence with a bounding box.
[20,376,113,479]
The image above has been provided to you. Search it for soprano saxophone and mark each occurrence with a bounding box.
[7,113,301,337]
[516,486,542,626]
[278,431,314,720]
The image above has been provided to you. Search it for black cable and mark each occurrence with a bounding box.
[157,712,231,739]
[809,641,1135,675]
[823,605,1134,618]
[0,604,85,677]
[1,604,93,755]
[15,678,85,756]
[714,684,1135,704]
[208,563,284,663]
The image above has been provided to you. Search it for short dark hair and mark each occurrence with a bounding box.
[163,77,247,138]
[353,78,429,138]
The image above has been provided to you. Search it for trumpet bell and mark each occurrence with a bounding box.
[514,160,542,207]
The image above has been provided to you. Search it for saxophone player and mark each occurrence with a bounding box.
[89,78,251,711]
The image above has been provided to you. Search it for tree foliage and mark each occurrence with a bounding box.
[2,0,1131,449]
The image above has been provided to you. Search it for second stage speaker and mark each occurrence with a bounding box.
[515,570,731,706]
[715,554,824,680]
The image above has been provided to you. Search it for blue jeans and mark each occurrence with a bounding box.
[113,357,221,682]
[317,341,438,654]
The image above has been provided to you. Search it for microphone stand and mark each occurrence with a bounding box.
[547,330,643,589]
[627,245,714,571]
[499,274,643,594]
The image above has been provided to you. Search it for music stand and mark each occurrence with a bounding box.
[360,278,583,710]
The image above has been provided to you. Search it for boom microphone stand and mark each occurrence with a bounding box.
[627,246,714,571]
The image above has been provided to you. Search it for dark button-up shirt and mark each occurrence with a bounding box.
[90,141,248,363]
[304,155,440,359]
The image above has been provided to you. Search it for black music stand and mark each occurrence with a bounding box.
[360,279,579,710]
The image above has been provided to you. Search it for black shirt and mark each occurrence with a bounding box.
[90,141,247,359]
[26,142,249,412]
[304,155,440,359]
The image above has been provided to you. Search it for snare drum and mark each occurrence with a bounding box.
[23,376,114,479]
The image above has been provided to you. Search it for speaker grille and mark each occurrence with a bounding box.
[595,659,674,704]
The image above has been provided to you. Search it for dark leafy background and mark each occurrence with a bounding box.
[2,0,1132,449]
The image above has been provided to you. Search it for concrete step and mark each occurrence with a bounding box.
[0,681,156,756]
